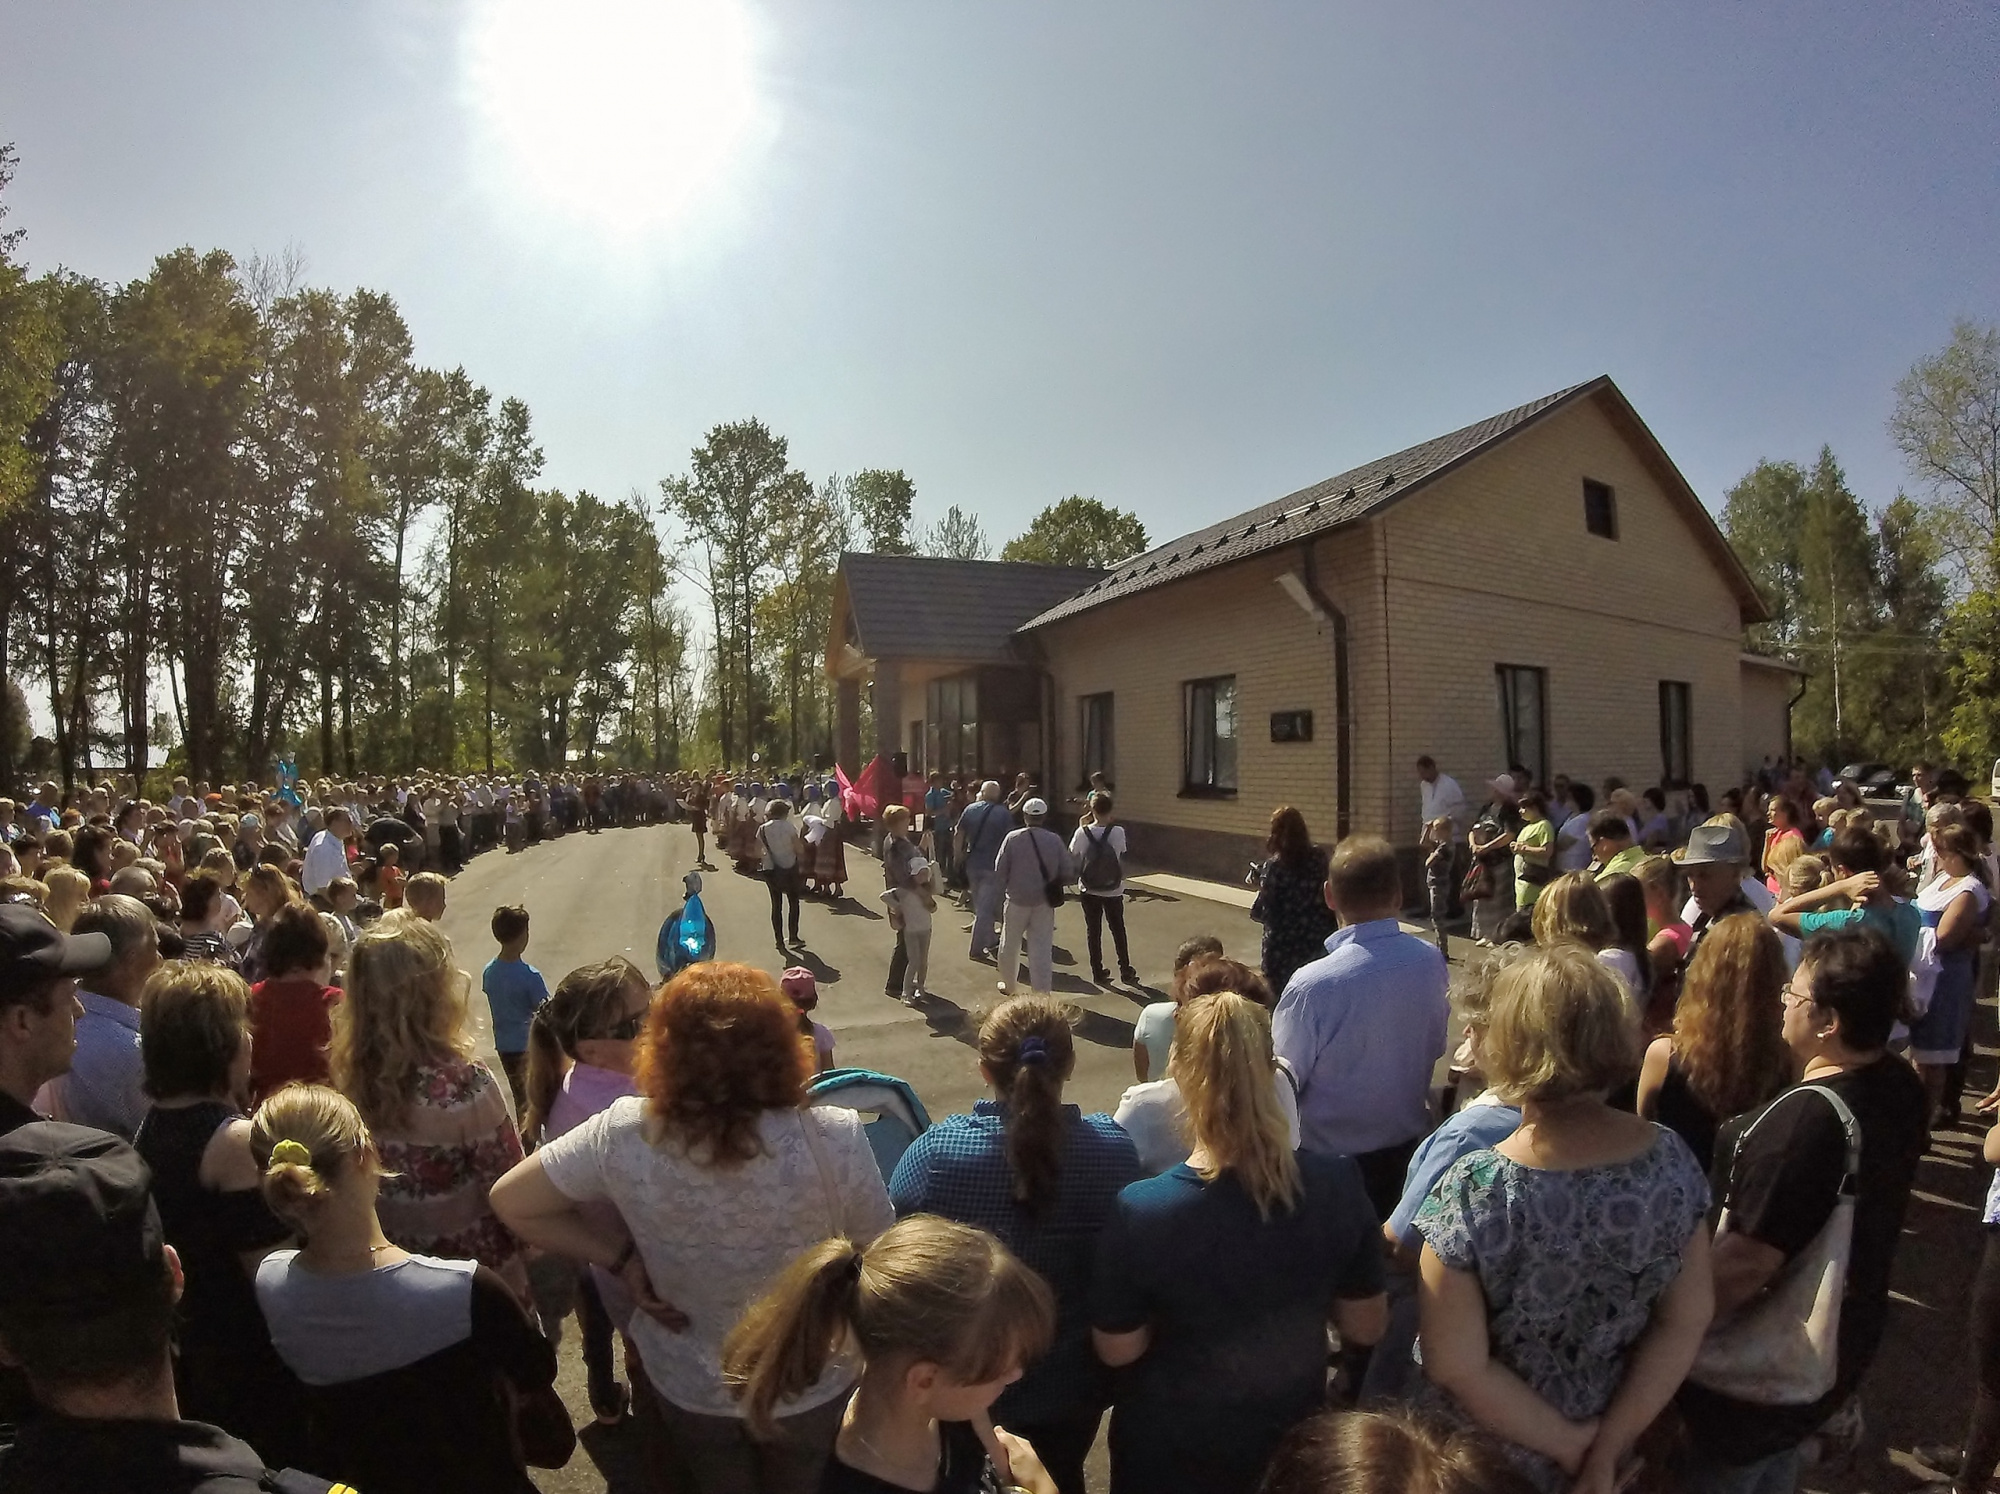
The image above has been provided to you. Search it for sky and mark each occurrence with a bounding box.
[3,1,1997,552]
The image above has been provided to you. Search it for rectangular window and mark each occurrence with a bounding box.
[1079,693,1114,788]
[1183,676,1238,794]
[1495,665,1548,788]
[1659,681,1692,784]
[1583,478,1618,539]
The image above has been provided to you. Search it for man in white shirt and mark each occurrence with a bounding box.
[1416,756,1469,839]
[301,808,354,899]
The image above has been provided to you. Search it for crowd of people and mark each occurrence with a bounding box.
[0,750,1993,1494]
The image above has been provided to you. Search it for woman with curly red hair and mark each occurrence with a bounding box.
[491,961,894,1494]
[1634,912,1793,1170]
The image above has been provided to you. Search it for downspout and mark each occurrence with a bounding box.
[1295,542,1353,841]
[1785,668,1809,765]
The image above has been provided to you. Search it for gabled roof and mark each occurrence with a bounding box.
[835,553,1105,664]
[1022,376,1769,629]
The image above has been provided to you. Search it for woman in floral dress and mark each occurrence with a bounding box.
[1249,806,1337,997]
[332,908,526,1289]
[1415,943,1713,1494]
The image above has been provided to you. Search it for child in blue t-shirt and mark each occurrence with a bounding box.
[482,904,549,1118]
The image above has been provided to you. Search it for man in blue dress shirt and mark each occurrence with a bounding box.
[1272,834,1450,1219]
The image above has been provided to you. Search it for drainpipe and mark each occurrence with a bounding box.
[1785,668,1810,765]
[1289,542,1353,841]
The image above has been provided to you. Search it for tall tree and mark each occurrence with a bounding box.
[848,468,916,554]
[1891,319,2000,589]
[0,144,56,524]
[100,248,262,780]
[921,504,991,560]
[663,419,803,765]
[1001,495,1149,568]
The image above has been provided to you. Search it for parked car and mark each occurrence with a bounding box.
[1839,762,1900,796]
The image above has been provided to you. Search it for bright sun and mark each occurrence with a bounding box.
[460,0,762,243]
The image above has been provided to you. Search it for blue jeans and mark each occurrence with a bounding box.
[1680,1444,1801,1494]
[968,868,1003,956]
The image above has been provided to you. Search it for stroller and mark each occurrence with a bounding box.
[656,871,718,978]
[806,1068,931,1183]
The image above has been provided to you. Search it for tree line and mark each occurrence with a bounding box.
[0,145,1153,788]
[1724,319,2000,771]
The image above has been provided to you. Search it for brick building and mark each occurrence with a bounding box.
[828,376,1798,879]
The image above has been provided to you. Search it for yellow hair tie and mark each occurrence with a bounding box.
[270,1139,313,1168]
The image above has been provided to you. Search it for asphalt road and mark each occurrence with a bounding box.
[437,818,1265,1494]
[435,820,1997,1494]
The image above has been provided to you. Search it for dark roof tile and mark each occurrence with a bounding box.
[838,554,1104,662]
[1021,379,1599,629]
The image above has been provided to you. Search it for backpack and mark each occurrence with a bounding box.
[1079,825,1122,893]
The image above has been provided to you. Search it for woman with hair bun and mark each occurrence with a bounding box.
[887,996,1140,1494]
[490,960,894,1494]
[250,1084,564,1494]
[1091,991,1387,1494]
[723,1215,1060,1494]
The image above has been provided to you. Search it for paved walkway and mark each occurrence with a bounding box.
[439,819,1273,1122]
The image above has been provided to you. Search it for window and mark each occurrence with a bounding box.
[924,676,981,774]
[1659,681,1691,784]
[1183,676,1238,794]
[1495,665,1548,788]
[1079,693,1114,788]
[1583,478,1618,539]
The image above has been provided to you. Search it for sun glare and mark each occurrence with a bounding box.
[460,0,763,244]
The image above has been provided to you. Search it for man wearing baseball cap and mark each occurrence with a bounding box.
[0,905,113,1138]
[992,797,1075,997]
[0,1122,347,1492]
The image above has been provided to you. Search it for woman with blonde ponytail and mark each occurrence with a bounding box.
[1090,992,1388,1494]
[886,997,1139,1494]
[723,1215,1060,1494]
[249,1085,564,1494]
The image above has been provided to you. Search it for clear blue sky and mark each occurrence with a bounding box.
[4,2,1995,550]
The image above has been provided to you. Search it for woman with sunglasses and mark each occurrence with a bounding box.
[521,957,655,1425]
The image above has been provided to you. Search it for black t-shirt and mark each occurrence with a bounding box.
[819,1420,1003,1494]
[0,1088,41,1138]
[0,1413,336,1494]
[1677,1056,1928,1463]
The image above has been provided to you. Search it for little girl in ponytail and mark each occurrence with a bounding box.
[723,1215,1059,1493]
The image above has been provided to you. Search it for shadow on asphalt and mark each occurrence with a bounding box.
[789,949,843,984]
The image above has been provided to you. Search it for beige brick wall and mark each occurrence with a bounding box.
[1023,387,1754,859]
[1374,392,1747,844]
[1741,663,1799,774]
[1033,538,1371,848]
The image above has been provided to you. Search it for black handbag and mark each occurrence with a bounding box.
[1031,833,1067,908]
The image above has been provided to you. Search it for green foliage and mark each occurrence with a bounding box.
[1943,583,2000,769]
[1000,495,1149,568]
[1891,319,2000,588]
[921,504,990,560]
[847,468,915,554]
[0,150,698,783]
[1724,448,1950,766]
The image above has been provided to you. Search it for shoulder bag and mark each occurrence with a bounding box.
[1031,831,1066,908]
[1688,1083,1861,1405]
